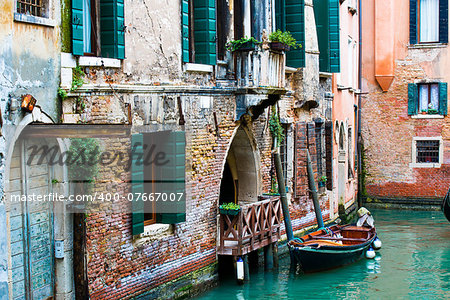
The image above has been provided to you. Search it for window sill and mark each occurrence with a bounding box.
[286,67,298,74]
[184,63,214,73]
[14,13,56,27]
[411,114,444,119]
[409,163,441,168]
[134,224,173,245]
[408,43,447,49]
[78,56,121,68]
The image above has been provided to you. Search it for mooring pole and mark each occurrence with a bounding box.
[307,149,325,228]
[274,151,294,241]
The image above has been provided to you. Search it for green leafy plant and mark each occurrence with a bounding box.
[428,108,439,114]
[71,66,85,92]
[269,30,301,49]
[75,96,86,113]
[57,87,68,101]
[51,179,60,184]
[319,176,327,183]
[219,202,241,210]
[226,36,260,52]
[68,138,100,193]
[269,106,285,148]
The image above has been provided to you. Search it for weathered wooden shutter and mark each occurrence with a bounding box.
[182,0,190,63]
[439,82,448,115]
[439,0,448,43]
[285,0,305,68]
[72,0,84,56]
[100,0,125,59]
[410,0,417,45]
[131,134,145,235]
[325,121,333,190]
[408,83,418,115]
[193,0,216,65]
[314,0,329,72]
[275,0,286,32]
[156,131,186,224]
[328,0,340,73]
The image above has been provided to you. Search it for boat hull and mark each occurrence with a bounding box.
[289,225,377,273]
[291,238,375,272]
[442,188,450,222]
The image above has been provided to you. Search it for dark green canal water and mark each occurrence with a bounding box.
[198,209,450,299]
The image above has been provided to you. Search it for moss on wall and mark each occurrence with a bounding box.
[61,0,71,53]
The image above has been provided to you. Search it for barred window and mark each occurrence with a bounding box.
[416,140,440,163]
[17,0,47,18]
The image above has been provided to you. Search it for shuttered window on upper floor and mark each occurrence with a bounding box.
[408,82,448,115]
[313,0,341,73]
[410,0,448,44]
[72,0,125,59]
[275,0,306,68]
[182,0,217,65]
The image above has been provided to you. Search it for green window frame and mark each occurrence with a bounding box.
[314,0,341,73]
[71,0,125,59]
[181,0,217,65]
[131,132,186,235]
[408,82,448,115]
[275,0,306,68]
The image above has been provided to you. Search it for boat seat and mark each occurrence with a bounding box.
[309,235,367,242]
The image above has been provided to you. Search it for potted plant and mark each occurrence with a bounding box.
[219,202,241,216]
[318,175,327,188]
[421,109,427,115]
[226,36,260,52]
[269,30,301,52]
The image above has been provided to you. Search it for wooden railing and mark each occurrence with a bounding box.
[218,196,282,256]
[235,49,286,89]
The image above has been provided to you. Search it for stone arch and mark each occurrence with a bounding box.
[3,107,72,299]
[219,125,261,205]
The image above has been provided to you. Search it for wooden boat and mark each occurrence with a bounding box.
[442,187,450,222]
[288,224,377,273]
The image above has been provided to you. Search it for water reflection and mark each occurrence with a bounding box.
[198,209,449,299]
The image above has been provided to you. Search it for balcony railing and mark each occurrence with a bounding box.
[218,196,282,256]
[235,49,286,90]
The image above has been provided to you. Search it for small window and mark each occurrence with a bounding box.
[82,0,98,56]
[419,0,439,43]
[416,140,440,163]
[17,0,48,18]
[419,83,439,112]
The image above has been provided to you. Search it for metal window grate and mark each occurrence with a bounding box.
[17,0,43,17]
[416,140,440,163]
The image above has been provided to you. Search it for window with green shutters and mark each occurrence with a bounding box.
[410,0,448,44]
[182,0,217,65]
[131,131,186,236]
[408,82,448,116]
[275,0,305,68]
[313,0,340,73]
[71,0,125,59]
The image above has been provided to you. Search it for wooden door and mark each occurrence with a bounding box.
[9,139,54,300]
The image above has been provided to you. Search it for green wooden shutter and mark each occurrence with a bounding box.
[100,0,125,59]
[193,0,216,65]
[439,0,448,43]
[439,82,448,115]
[72,0,84,56]
[328,0,340,73]
[285,0,305,68]
[156,132,186,224]
[410,0,417,45]
[182,0,190,63]
[275,0,286,31]
[314,0,329,72]
[131,134,145,235]
[408,83,418,115]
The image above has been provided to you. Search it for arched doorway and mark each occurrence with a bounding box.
[338,122,347,206]
[219,126,260,206]
[4,117,69,299]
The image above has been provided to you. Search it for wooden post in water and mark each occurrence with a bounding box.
[273,242,279,268]
[264,243,274,270]
[307,149,325,228]
[274,151,294,241]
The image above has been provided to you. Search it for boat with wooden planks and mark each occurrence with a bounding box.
[442,187,450,222]
[288,224,377,273]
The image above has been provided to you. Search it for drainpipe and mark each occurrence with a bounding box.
[357,0,363,207]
